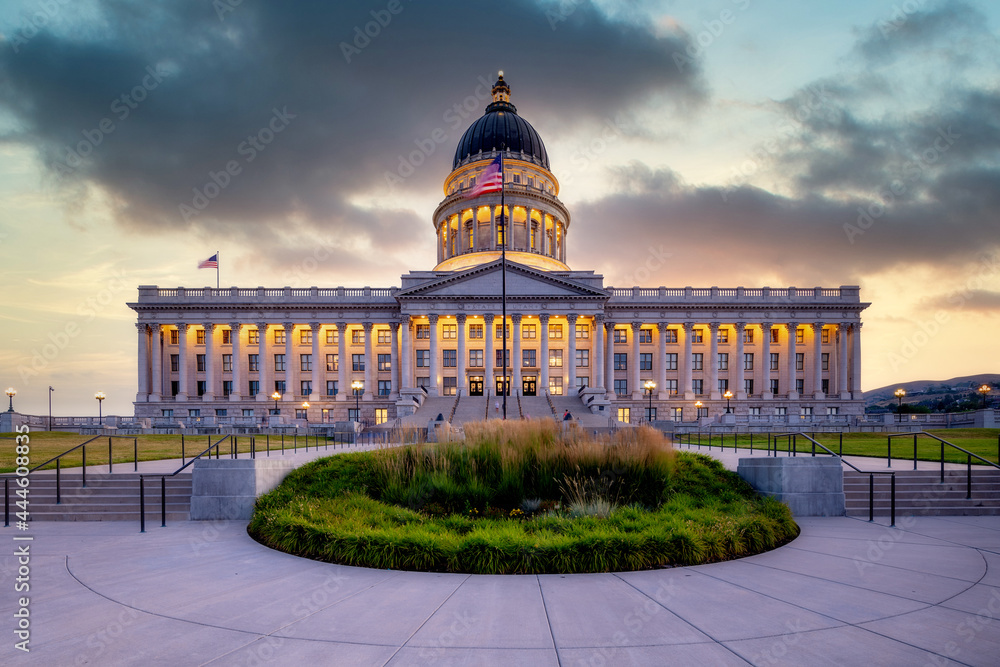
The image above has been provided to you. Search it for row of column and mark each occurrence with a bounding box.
[437,204,566,263]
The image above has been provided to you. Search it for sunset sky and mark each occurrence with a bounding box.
[1,0,998,416]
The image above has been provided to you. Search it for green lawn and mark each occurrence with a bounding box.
[675,429,1000,466]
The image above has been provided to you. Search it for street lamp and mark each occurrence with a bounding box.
[894,388,906,423]
[979,384,991,409]
[5,387,15,412]
[724,389,734,414]
[351,380,363,422]
[48,386,54,431]
[644,380,656,422]
[271,391,281,415]
[694,400,703,423]
[95,391,106,426]
[301,401,310,426]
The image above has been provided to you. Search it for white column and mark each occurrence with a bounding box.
[735,322,746,399]
[336,322,348,400]
[136,323,149,402]
[656,322,668,400]
[203,323,215,400]
[681,322,693,399]
[566,314,578,395]
[787,322,799,398]
[708,323,719,400]
[593,314,605,392]
[257,322,269,402]
[391,321,401,398]
[630,321,641,399]
[484,314,496,393]
[363,322,374,400]
[760,322,772,399]
[605,320,616,398]
[539,314,550,393]
[311,322,321,401]
[229,322,242,402]
[838,322,850,399]
[471,210,479,251]
[283,322,296,399]
[150,324,162,401]
[512,314,523,394]
[812,322,824,398]
[177,323,189,401]
[456,314,467,395]
[489,207,497,251]
[428,314,440,396]
[851,322,863,397]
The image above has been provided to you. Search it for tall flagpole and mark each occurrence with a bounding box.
[216,250,220,289]
[500,146,507,420]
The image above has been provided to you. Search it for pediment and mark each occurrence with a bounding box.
[397,261,608,300]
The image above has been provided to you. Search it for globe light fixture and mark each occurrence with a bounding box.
[95,391,107,426]
[5,387,15,412]
[894,388,906,423]
[351,380,364,421]
[978,384,991,409]
[643,380,656,422]
[724,389,734,414]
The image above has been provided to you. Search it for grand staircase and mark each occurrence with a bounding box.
[845,469,1000,516]
[18,472,193,522]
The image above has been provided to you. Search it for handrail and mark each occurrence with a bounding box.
[887,430,1000,499]
[140,434,230,532]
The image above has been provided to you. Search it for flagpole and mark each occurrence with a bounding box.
[500,146,507,420]
[216,250,220,289]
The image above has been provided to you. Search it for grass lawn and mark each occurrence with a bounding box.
[676,429,1000,465]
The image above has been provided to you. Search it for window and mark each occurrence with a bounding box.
[326,354,338,371]
[640,353,653,371]
[796,379,804,393]
[822,329,831,344]
[223,380,233,396]
[822,379,830,394]
[639,328,653,344]
[691,329,704,344]
[442,350,457,368]
[550,349,563,368]
[274,354,285,371]
[645,407,657,421]
[613,327,627,343]
[296,408,307,420]
[352,354,365,371]
[378,354,391,371]
[743,328,754,344]
[249,380,259,396]
[770,328,780,344]
[664,379,678,395]
[301,380,312,396]
[576,349,589,368]
[352,329,365,345]
[416,324,430,339]
[442,324,457,340]
[575,325,589,339]
[248,354,259,372]
[775,406,787,416]
[822,353,830,371]
[693,379,704,395]
[665,329,678,344]
[665,353,678,371]
[672,407,683,422]
[469,349,484,367]
[617,407,630,423]
[770,379,780,394]
[215,409,227,417]
[196,329,206,345]
[549,376,563,395]
[795,353,804,371]
[717,329,729,344]
[170,354,179,372]
[575,377,588,391]
[718,379,728,393]
[469,324,483,339]
[692,353,703,371]
[197,381,206,396]
[549,324,563,339]
[375,408,388,425]
[613,353,627,370]
[222,354,233,372]
[443,377,457,396]
[378,328,392,344]
[274,329,286,345]
[248,329,259,345]
[495,324,511,339]
[301,354,312,372]
[378,380,391,396]
[326,329,339,345]
[770,353,779,371]
[521,324,536,339]
[326,380,338,396]
[718,353,728,371]
[827,406,839,416]
[614,379,628,395]
[749,407,761,416]
[697,405,709,418]
[416,350,430,367]
[161,409,174,418]
[800,406,813,417]
[170,329,179,345]
[494,349,510,368]
[352,382,364,396]
[744,379,754,395]
[744,353,754,371]
[197,354,206,372]
[274,380,285,394]
[222,329,232,345]
[795,328,804,344]
[523,349,536,367]
[348,408,360,421]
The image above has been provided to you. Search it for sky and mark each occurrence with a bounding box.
[0,0,998,416]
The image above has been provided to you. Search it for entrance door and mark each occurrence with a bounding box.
[495,376,511,396]
[522,376,537,396]
[469,377,484,396]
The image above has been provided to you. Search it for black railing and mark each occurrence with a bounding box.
[888,431,1000,499]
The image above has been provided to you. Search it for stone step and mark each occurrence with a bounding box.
[27,510,191,522]
[847,506,1000,517]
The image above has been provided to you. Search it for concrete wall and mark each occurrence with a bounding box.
[737,457,845,517]
[189,458,300,520]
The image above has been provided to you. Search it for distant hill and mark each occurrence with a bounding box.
[865,374,1000,406]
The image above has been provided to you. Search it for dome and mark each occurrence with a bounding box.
[452,74,549,170]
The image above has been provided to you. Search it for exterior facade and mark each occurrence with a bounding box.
[128,75,869,428]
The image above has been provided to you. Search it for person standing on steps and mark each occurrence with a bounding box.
[495,400,500,416]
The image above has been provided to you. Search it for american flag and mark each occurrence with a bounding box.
[198,253,218,269]
[465,154,503,198]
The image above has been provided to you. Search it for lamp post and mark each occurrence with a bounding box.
[894,388,906,423]
[724,389,734,414]
[979,384,991,409]
[351,380,363,422]
[95,391,106,426]
[694,400,702,423]
[644,380,656,423]
[271,391,281,415]
[48,386,54,431]
[5,387,15,412]
[301,401,309,426]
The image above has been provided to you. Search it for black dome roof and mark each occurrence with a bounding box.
[452,74,549,170]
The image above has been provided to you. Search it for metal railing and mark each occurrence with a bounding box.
[888,431,1000,498]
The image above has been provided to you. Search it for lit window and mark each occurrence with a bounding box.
[300,330,312,345]
[717,329,729,344]
[617,407,630,423]
[664,379,678,395]
[378,354,391,371]
[196,329,206,345]
[222,354,233,372]
[443,377,457,396]
[795,328,804,344]
[326,329,339,345]
[522,324,536,339]
[549,324,563,340]
[222,329,232,345]
[639,328,653,344]
[378,329,392,344]
[443,350,457,368]
[352,354,365,371]
[352,330,365,345]
[416,324,430,339]
[274,329,286,345]
[442,324,457,340]
[248,329,259,345]
[822,329,831,344]
[743,329,754,344]
[523,349,536,367]
[665,329,678,344]
[469,349,484,367]
[416,350,430,367]
[770,328,779,344]
[170,329,179,345]
[326,354,338,371]
[691,329,703,344]
[469,324,484,339]
[614,353,627,370]
[613,328,627,343]
[549,376,564,396]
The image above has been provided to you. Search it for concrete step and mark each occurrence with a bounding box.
[27,510,191,522]
[6,473,193,521]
